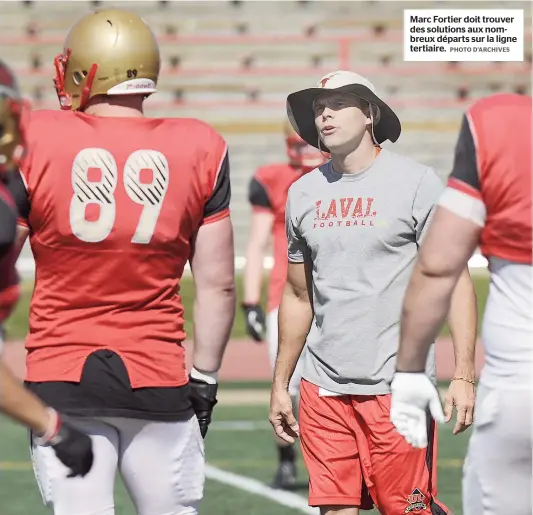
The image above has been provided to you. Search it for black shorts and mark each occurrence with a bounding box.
[25,349,193,422]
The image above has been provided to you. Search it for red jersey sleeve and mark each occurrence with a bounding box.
[438,113,487,228]
[202,130,230,225]
[248,175,272,214]
[250,165,281,214]
[449,115,481,195]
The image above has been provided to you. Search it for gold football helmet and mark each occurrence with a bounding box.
[0,60,28,179]
[283,120,327,171]
[54,9,161,111]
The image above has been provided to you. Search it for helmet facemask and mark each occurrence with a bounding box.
[54,48,100,111]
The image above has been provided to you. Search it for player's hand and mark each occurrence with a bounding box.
[444,377,476,435]
[242,303,266,342]
[188,375,218,439]
[269,386,299,444]
[45,415,94,478]
[390,372,445,448]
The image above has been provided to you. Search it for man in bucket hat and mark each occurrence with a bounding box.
[269,70,478,514]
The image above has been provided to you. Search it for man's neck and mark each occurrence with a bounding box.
[84,96,145,118]
[84,105,144,118]
[331,138,379,175]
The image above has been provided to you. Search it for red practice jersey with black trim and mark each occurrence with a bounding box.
[249,164,307,312]
[15,110,230,387]
[440,93,532,263]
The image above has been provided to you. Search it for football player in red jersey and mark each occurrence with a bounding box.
[6,9,236,515]
[391,93,532,515]
[0,59,93,479]
[242,121,326,488]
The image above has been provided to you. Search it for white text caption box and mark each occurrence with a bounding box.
[403,9,524,61]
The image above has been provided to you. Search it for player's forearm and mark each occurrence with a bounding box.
[243,246,264,305]
[0,362,50,434]
[397,263,458,372]
[273,287,313,389]
[446,268,477,380]
[192,283,236,373]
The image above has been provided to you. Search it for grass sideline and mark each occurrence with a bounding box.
[5,273,490,342]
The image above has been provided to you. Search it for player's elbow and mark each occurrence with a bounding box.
[199,269,235,291]
[214,279,237,299]
[416,244,464,280]
[195,268,236,302]
[416,208,479,280]
[418,256,465,281]
[418,262,454,279]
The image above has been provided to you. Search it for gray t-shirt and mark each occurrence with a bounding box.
[286,148,444,396]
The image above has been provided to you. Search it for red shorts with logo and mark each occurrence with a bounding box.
[299,379,449,514]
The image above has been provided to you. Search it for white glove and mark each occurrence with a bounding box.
[390,372,445,449]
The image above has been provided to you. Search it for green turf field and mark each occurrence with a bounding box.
[4,272,489,342]
[0,397,469,515]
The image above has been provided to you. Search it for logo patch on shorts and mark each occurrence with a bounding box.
[405,488,427,513]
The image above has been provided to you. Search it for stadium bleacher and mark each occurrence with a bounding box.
[1,0,530,262]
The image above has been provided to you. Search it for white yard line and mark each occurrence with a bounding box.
[205,464,318,515]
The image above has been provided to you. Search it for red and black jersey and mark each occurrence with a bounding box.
[8,109,231,420]
[440,93,532,264]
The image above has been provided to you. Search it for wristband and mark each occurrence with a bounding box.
[242,302,260,310]
[34,408,61,446]
[190,366,218,385]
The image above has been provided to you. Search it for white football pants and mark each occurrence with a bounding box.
[30,415,205,515]
[267,308,304,397]
[462,383,532,515]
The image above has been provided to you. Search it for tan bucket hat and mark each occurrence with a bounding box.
[286,70,401,151]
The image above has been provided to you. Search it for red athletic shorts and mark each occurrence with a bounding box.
[299,379,449,513]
